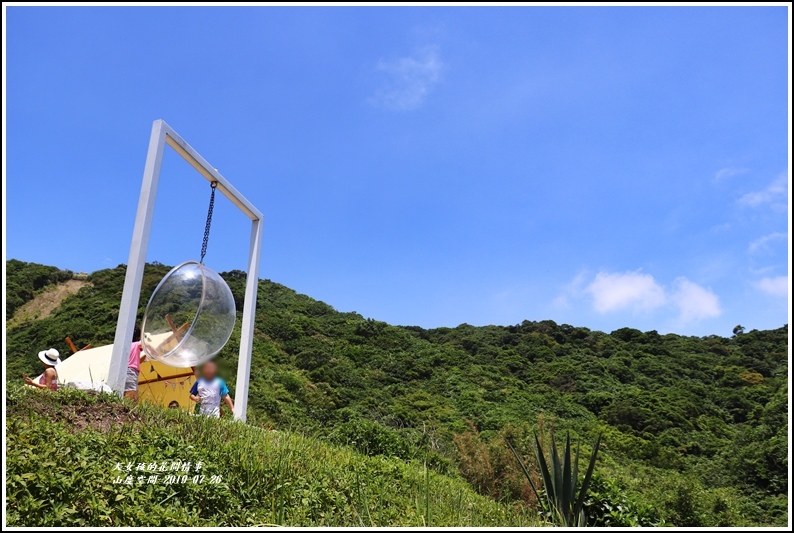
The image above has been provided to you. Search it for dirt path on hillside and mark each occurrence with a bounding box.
[10,279,91,325]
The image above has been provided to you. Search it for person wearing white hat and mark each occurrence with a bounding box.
[23,348,61,391]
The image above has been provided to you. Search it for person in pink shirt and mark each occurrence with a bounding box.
[124,326,147,402]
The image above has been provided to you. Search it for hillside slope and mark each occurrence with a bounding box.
[5,258,75,318]
[4,260,789,526]
[8,279,91,327]
[6,386,533,526]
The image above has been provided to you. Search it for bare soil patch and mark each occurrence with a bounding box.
[7,392,143,432]
[10,279,90,325]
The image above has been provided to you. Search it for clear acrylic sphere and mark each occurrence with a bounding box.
[141,261,236,367]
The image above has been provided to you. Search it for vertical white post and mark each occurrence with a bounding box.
[108,120,166,395]
[234,217,263,421]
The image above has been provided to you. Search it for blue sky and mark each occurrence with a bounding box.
[5,6,790,336]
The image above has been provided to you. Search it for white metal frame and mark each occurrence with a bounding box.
[108,119,263,422]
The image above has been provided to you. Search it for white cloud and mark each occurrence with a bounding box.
[368,46,442,111]
[585,271,666,313]
[559,270,723,322]
[552,271,587,309]
[749,265,777,276]
[748,232,787,254]
[710,222,732,233]
[714,167,748,182]
[753,275,789,297]
[738,174,788,208]
[671,277,722,321]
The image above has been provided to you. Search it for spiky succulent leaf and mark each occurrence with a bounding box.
[562,432,573,519]
[550,431,562,509]
[533,431,555,511]
[574,433,601,518]
[572,439,580,501]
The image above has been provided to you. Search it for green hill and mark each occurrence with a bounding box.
[4,260,789,526]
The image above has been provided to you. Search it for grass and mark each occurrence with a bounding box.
[5,385,540,527]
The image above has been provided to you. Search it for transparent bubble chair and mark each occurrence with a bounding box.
[141,260,236,367]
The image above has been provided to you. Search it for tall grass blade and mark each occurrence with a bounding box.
[505,438,541,505]
[424,461,431,527]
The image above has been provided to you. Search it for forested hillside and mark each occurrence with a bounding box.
[5,260,789,526]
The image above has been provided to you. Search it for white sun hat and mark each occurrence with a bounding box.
[38,348,61,367]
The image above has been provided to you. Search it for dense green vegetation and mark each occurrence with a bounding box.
[6,385,532,526]
[5,260,789,526]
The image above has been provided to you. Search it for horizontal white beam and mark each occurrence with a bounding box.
[159,120,263,221]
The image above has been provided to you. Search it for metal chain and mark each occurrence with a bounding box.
[199,181,218,264]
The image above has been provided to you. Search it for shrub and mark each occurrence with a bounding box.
[329,418,413,460]
[582,475,665,526]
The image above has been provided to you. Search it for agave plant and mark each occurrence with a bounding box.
[507,431,601,527]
